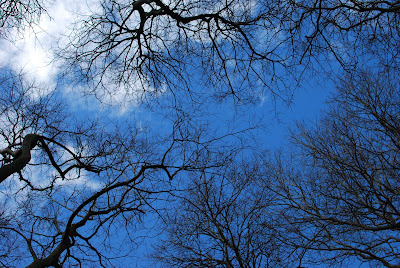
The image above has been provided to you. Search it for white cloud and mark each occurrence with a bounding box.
[0,0,163,112]
[1,0,261,111]
[0,0,100,94]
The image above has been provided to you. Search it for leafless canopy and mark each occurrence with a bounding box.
[0,69,250,267]
[61,0,298,104]
[60,0,400,105]
[266,69,400,267]
[0,0,48,37]
[154,156,288,268]
[1,0,400,267]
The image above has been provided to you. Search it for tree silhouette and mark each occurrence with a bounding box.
[267,68,400,267]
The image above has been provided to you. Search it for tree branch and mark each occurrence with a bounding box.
[0,134,39,183]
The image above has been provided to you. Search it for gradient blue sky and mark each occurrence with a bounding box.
[0,1,338,266]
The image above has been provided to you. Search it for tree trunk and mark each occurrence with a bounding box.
[0,134,39,183]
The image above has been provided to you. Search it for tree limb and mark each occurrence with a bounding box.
[0,134,39,183]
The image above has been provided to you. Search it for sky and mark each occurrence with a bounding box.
[0,0,330,119]
[0,0,330,142]
[0,0,334,266]
[2,1,399,267]
[0,0,84,85]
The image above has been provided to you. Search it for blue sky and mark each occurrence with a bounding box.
[0,0,331,129]
[0,1,343,266]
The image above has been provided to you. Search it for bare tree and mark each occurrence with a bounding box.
[59,0,400,107]
[0,69,250,267]
[0,70,69,184]
[59,0,297,105]
[265,68,400,267]
[153,154,291,268]
[2,1,400,267]
[268,0,400,70]
[0,0,48,37]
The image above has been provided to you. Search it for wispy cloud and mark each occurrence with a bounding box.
[0,0,99,93]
